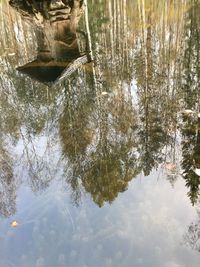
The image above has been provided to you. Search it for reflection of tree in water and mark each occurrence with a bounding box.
[0,0,89,213]
[181,116,200,205]
[59,72,141,207]
[139,109,168,176]
[184,206,200,252]
[0,143,16,217]
[59,74,95,205]
[82,92,140,207]
[134,9,171,176]
[181,0,200,108]
[59,78,95,161]
[181,1,200,205]
[0,0,199,213]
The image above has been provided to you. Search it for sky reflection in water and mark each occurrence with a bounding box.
[0,175,200,267]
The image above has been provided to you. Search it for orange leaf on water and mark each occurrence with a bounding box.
[10,221,18,228]
[165,163,176,172]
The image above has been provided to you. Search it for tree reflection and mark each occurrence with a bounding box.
[59,74,95,205]
[180,0,200,205]
[181,115,200,205]
[59,69,140,207]
[0,142,17,217]
[0,0,199,215]
[82,91,140,207]
[133,4,176,176]
[184,206,200,252]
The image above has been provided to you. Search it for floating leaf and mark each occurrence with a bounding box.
[165,163,176,172]
[10,220,18,228]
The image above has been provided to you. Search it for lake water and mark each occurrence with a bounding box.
[0,1,200,267]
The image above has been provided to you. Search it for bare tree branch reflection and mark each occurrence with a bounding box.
[184,206,200,252]
[0,142,17,217]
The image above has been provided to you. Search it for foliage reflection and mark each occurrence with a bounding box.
[0,0,200,217]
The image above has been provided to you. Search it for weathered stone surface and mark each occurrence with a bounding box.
[9,0,84,26]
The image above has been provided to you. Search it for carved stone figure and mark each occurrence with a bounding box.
[9,0,89,84]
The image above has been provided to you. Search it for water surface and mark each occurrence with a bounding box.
[0,1,200,266]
